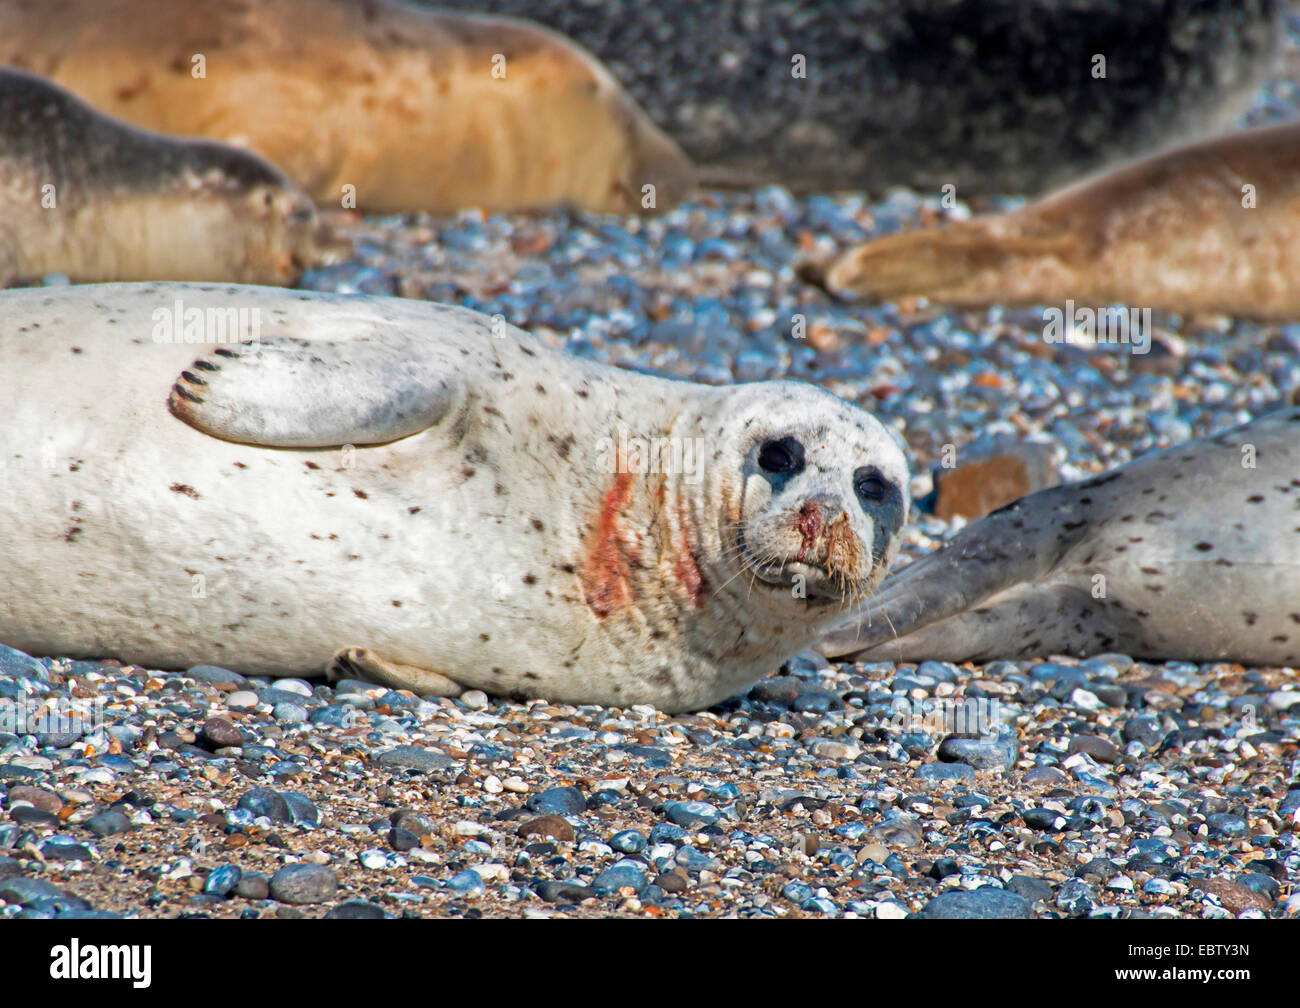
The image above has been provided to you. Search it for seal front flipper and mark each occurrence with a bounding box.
[168,336,462,448]
[819,483,1094,660]
[327,647,464,698]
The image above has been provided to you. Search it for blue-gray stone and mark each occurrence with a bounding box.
[1022,808,1065,831]
[41,841,93,862]
[781,881,815,904]
[920,889,1032,919]
[0,876,68,905]
[309,705,353,728]
[1006,875,1054,904]
[648,823,687,845]
[326,900,389,919]
[675,846,720,872]
[536,880,597,902]
[1236,873,1280,901]
[937,729,1018,772]
[204,864,242,897]
[237,788,291,824]
[269,864,338,905]
[272,702,308,724]
[916,762,976,783]
[186,665,246,685]
[610,830,647,854]
[592,859,648,895]
[1278,789,1300,818]
[375,745,455,772]
[83,806,131,837]
[281,792,320,827]
[663,800,719,828]
[446,869,486,896]
[1205,813,1249,837]
[1056,878,1096,915]
[526,786,586,816]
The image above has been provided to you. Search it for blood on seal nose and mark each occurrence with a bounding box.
[796,501,823,561]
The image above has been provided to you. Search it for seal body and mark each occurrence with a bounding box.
[815,122,1300,319]
[0,67,321,285]
[0,0,695,216]
[0,283,906,711]
[821,408,1300,666]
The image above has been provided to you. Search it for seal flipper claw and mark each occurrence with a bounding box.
[327,647,464,697]
[169,336,461,448]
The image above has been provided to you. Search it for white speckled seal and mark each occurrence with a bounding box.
[0,282,907,711]
[822,407,1300,666]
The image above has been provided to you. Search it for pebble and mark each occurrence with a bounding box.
[920,889,1033,919]
[937,730,1019,771]
[203,865,242,897]
[235,873,270,901]
[326,900,388,919]
[526,786,586,816]
[592,860,648,895]
[375,746,455,772]
[610,830,647,854]
[518,816,575,843]
[269,864,338,905]
[446,869,487,896]
[226,691,259,710]
[663,800,719,828]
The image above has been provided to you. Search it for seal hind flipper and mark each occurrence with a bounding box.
[169,336,461,448]
[327,647,464,697]
[819,225,1080,304]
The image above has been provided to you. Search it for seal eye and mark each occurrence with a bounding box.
[758,437,805,475]
[854,470,888,505]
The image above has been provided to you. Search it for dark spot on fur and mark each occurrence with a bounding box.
[169,483,199,499]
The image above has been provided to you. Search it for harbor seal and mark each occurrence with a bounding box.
[0,67,324,286]
[810,121,1300,320]
[0,0,695,216]
[820,407,1300,666]
[0,282,907,712]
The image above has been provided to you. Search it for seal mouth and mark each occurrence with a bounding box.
[736,526,854,601]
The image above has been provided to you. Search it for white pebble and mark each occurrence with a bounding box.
[455,820,491,837]
[227,691,258,709]
[461,690,489,710]
[502,776,529,793]
[482,775,504,794]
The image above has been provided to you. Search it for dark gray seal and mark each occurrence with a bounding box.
[0,67,323,285]
[822,407,1300,666]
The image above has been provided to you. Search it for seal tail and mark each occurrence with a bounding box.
[806,225,1076,304]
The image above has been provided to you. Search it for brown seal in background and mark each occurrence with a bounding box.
[809,122,1300,320]
[0,0,696,216]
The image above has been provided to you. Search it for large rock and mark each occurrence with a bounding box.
[450,0,1282,196]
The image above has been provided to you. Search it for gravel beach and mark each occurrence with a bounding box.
[2,14,1300,922]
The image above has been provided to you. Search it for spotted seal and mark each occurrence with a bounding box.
[810,122,1300,320]
[0,66,322,286]
[0,0,695,216]
[0,282,907,711]
[821,408,1300,665]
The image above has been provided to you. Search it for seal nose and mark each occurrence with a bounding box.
[796,497,845,561]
